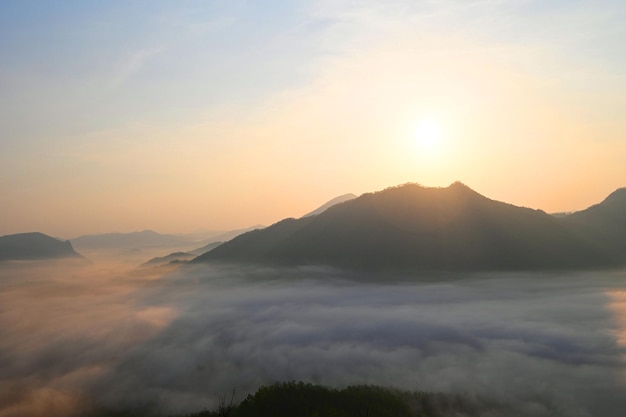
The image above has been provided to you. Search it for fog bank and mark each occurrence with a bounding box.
[1,262,626,416]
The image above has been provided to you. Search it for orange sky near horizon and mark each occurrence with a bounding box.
[1,1,625,238]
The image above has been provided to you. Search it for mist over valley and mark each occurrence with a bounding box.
[1,260,626,416]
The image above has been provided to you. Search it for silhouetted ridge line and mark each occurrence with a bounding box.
[0,232,84,261]
[193,182,625,271]
[561,186,626,259]
[71,229,188,250]
[302,193,357,217]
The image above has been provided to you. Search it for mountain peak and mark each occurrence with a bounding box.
[196,181,621,270]
[447,181,471,190]
[602,187,626,205]
[446,181,481,196]
[372,181,485,205]
[0,232,83,261]
[302,193,358,218]
[377,181,476,194]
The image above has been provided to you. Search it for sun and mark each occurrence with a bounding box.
[403,117,449,164]
[413,118,442,152]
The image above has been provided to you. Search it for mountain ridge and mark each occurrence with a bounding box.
[71,230,188,250]
[194,182,624,271]
[302,193,358,218]
[0,232,84,261]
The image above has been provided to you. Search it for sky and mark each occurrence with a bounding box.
[1,0,625,237]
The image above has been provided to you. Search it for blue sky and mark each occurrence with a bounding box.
[1,2,322,137]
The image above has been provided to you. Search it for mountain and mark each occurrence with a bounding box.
[71,230,189,251]
[137,237,246,268]
[561,187,626,259]
[188,241,224,256]
[302,193,358,217]
[0,232,83,261]
[140,252,196,267]
[197,225,265,246]
[133,226,264,267]
[194,182,622,271]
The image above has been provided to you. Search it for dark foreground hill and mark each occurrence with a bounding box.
[194,182,624,271]
[194,382,501,417]
[98,382,506,417]
[0,232,83,261]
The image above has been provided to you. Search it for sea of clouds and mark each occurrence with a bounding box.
[1,261,626,416]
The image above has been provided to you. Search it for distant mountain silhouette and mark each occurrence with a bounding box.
[188,241,224,256]
[132,226,264,267]
[71,230,194,251]
[0,232,83,261]
[140,252,196,267]
[302,193,357,218]
[188,224,265,255]
[194,182,623,271]
[71,226,265,257]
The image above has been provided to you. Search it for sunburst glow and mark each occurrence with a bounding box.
[413,118,443,153]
